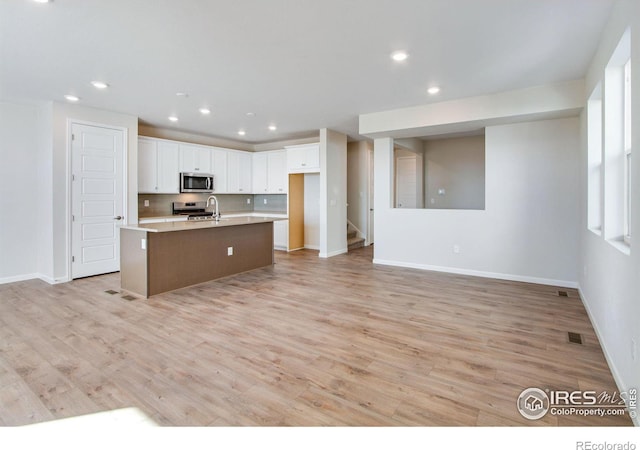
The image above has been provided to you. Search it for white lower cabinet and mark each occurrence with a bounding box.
[273,220,289,250]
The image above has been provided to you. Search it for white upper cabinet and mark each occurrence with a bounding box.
[267,150,287,193]
[138,138,179,193]
[210,148,228,193]
[286,143,320,173]
[227,151,252,193]
[252,152,269,193]
[253,150,287,194]
[138,138,157,193]
[179,144,211,173]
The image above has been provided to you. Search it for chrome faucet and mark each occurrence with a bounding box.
[205,195,221,221]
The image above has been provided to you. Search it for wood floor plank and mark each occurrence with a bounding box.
[0,246,632,426]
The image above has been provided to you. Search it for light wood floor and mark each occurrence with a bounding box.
[0,247,632,426]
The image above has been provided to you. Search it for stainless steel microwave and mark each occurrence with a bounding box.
[180,172,214,193]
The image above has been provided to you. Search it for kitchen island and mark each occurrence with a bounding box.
[120,216,279,297]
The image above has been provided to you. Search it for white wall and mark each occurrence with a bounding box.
[579,0,639,424]
[374,117,581,287]
[319,129,347,257]
[304,173,320,249]
[0,102,40,282]
[347,141,370,239]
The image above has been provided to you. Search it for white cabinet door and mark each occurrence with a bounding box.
[211,148,228,193]
[227,151,252,193]
[156,141,179,193]
[273,219,289,250]
[238,152,252,193]
[253,152,268,193]
[138,138,158,193]
[287,143,320,173]
[180,144,211,173]
[267,150,287,193]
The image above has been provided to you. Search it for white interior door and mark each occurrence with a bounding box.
[396,156,417,208]
[71,123,125,279]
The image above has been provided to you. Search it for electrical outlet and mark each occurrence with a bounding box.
[247,198,251,204]
[144,199,150,207]
[263,198,267,204]
[227,246,233,256]
[453,245,460,254]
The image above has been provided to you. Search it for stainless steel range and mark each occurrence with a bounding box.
[172,201,215,221]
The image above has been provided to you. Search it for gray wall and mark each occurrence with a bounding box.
[424,135,485,210]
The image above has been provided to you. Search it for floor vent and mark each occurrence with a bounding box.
[568,332,583,344]
[558,290,569,297]
[104,290,119,295]
[121,294,137,301]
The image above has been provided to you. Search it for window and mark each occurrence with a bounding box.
[587,83,603,233]
[602,29,630,253]
[623,58,631,245]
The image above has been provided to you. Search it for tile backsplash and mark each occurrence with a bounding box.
[138,193,287,218]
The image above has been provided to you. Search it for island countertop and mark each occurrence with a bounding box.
[122,215,286,233]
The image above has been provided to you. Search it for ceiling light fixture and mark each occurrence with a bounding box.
[175,92,189,98]
[246,112,255,117]
[64,94,80,102]
[91,81,109,89]
[238,130,246,136]
[427,86,441,95]
[268,125,277,131]
[199,108,211,115]
[168,116,178,122]
[33,0,51,3]
[391,51,408,62]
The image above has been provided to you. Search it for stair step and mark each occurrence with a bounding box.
[348,236,365,251]
[347,231,357,239]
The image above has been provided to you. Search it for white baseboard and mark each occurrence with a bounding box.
[0,273,40,285]
[304,244,320,250]
[319,248,348,258]
[578,286,639,427]
[372,259,579,289]
[0,273,67,285]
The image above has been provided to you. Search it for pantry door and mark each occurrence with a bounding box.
[71,123,125,279]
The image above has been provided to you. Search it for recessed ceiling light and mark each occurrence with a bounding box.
[427,86,441,95]
[391,51,408,62]
[268,125,277,131]
[64,94,80,102]
[199,108,211,115]
[33,0,51,3]
[238,130,246,136]
[91,81,109,89]
[168,116,178,122]
[176,92,189,98]
[246,112,255,117]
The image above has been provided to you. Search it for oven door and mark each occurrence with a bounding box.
[180,173,213,192]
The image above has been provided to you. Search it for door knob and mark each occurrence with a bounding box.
[114,216,123,220]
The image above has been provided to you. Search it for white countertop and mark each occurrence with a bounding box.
[125,214,286,233]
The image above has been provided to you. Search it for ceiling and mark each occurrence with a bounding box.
[0,0,614,144]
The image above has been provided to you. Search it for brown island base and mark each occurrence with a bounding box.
[119,217,278,297]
